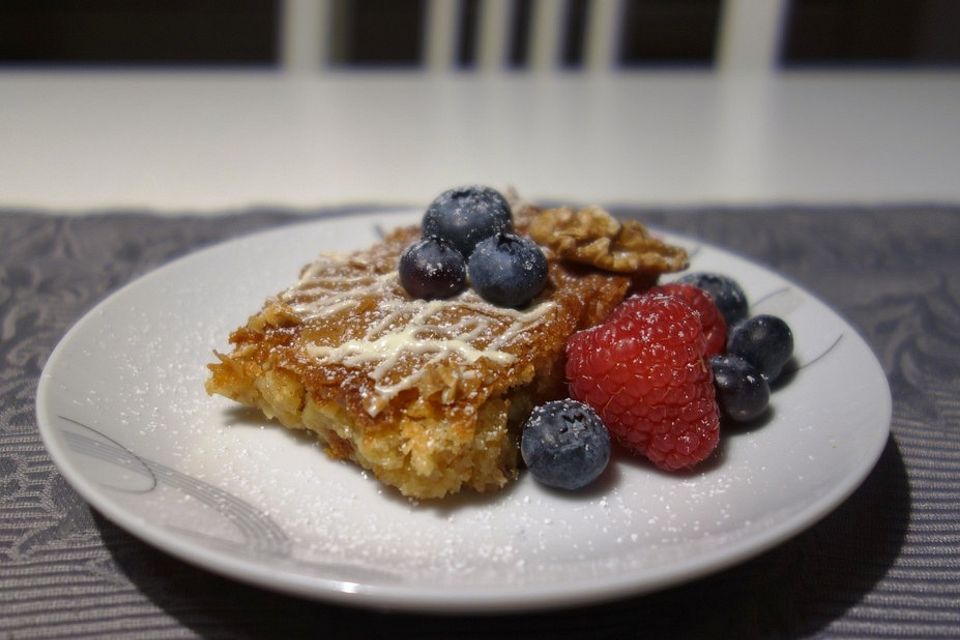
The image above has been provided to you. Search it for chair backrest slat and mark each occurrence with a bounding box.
[584,0,623,73]
[426,0,459,72]
[477,0,512,71]
[281,0,330,71]
[717,0,787,72]
[278,0,787,74]
[530,0,567,71]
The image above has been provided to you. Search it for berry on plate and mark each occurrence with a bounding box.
[676,272,749,327]
[422,185,513,257]
[727,314,794,383]
[520,399,611,490]
[566,294,720,471]
[709,354,770,422]
[467,232,548,307]
[398,237,467,300]
[649,282,727,357]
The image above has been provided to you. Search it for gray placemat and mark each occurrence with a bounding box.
[1,204,958,639]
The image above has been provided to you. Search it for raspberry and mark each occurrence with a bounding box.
[566,294,720,471]
[649,283,727,357]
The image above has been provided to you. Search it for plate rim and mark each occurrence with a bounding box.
[35,210,893,613]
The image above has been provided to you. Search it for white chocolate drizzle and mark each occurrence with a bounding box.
[278,252,557,416]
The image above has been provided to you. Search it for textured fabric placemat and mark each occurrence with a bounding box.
[1,205,958,639]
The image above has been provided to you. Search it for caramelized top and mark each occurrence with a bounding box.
[228,225,632,428]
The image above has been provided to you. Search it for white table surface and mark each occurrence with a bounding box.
[2,70,959,212]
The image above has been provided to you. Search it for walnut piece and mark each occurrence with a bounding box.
[528,205,688,274]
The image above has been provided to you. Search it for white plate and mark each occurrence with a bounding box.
[37,211,891,613]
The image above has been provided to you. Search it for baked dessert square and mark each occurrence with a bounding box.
[206,202,684,499]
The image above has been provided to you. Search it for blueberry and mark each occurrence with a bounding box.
[727,314,794,382]
[709,355,770,422]
[398,237,467,300]
[467,233,548,307]
[521,399,611,490]
[422,186,513,257]
[676,272,749,326]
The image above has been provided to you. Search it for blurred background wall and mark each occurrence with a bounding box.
[1,0,958,71]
